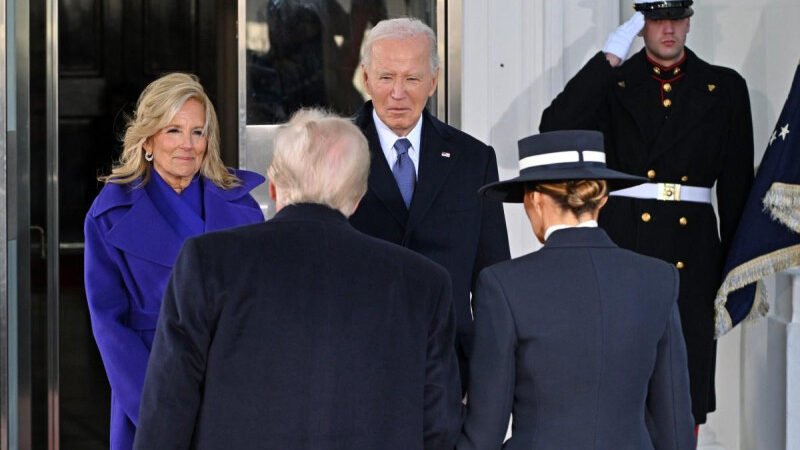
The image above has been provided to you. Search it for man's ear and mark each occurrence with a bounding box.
[428,67,440,97]
[361,64,371,94]
[268,180,277,201]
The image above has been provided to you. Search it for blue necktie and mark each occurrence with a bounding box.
[392,138,416,208]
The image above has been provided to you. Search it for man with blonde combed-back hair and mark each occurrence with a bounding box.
[268,108,369,217]
[136,107,463,450]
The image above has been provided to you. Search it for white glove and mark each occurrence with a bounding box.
[602,12,645,61]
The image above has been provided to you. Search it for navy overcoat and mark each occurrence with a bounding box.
[134,204,463,450]
[350,101,511,391]
[83,169,264,450]
[459,227,695,450]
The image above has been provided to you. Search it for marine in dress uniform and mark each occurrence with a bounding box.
[539,1,754,424]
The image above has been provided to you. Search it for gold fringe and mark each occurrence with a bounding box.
[715,183,800,337]
[763,182,800,233]
[714,244,800,338]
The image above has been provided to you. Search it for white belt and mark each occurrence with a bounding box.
[610,183,712,204]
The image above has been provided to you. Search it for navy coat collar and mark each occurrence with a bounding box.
[355,101,458,235]
[271,203,349,225]
[543,227,618,249]
[92,169,264,267]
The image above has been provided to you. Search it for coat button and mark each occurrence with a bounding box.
[663,82,672,93]
[679,217,688,226]
[647,169,656,180]
[641,212,652,223]
[663,99,672,108]
[681,175,689,182]
[676,261,685,270]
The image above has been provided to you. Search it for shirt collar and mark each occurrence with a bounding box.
[544,220,598,241]
[373,110,422,151]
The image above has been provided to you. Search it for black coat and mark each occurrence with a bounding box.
[459,228,695,450]
[540,48,754,423]
[134,204,463,450]
[350,102,511,391]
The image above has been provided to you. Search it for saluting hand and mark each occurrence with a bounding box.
[602,12,645,66]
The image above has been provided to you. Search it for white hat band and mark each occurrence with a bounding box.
[519,150,606,170]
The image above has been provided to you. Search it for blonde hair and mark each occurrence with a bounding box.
[529,180,608,216]
[101,72,239,189]
[268,108,370,217]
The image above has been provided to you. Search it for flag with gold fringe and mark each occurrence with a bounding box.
[715,64,800,337]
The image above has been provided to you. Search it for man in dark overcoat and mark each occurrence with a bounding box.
[349,17,510,394]
[539,0,754,425]
[133,109,463,450]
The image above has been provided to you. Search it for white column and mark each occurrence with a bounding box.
[738,269,800,449]
[789,270,800,449]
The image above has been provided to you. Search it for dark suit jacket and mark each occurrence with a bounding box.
[458,228,695,450]
[350,101,510,390]
[133,203,463,450]
[540,49,754,423]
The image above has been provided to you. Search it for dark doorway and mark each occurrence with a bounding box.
[28,0,237,448]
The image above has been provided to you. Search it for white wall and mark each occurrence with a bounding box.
[461,1,800,449]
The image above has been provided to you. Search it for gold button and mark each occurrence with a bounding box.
[674,67,681,75]
[663,99,672,108]
[647,169,656,180]
[663,82,672,92]
[653,66,661,75]
[679,217,688,226]
[641,212,651,223]
[681,175,689,182]
[676,261,685,269]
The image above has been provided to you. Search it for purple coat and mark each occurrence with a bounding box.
[83,169,264,450]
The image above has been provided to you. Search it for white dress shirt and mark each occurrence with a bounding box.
[372,109,422,177]
[544,220,599,241]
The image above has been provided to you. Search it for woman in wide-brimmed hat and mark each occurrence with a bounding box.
[457,130,696,449]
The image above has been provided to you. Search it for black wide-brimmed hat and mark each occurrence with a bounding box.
[479,130,646,203]
[634,0,694,20]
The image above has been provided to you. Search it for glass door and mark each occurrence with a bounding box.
[8,0,237,448]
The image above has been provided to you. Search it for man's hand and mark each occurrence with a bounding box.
[602,12,645,66]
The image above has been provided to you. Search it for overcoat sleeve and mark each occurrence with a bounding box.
[646,268,696,450]
[715,75,755,256]
[84,214,154,426]
[134,238,214,450]
[457,268,516,450]
[539,51,616,132]
[424,269,464,450]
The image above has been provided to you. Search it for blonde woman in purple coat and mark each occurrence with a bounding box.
[83,73,264,450]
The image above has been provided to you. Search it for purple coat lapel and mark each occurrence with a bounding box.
[101,169,265,268]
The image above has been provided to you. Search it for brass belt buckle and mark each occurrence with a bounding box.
[657,183,681,201]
